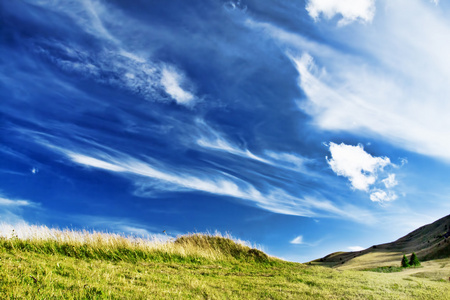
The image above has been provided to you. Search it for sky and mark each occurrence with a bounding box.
[1,0,450,262]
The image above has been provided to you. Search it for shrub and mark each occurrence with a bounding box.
[401,254,410,268]
[409,252,421,267]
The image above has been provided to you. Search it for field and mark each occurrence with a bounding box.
[0,224,449,299]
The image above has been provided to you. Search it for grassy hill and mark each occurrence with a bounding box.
[311,214,450,270]
[1,224,449,299]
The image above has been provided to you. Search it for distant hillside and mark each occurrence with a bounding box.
[311,214,450,269]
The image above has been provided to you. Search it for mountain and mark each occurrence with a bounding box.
[311,214,450,269]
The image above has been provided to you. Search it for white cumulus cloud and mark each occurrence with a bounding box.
[326,142,391,192]
[326,142,399,203]
[306,0,376,26]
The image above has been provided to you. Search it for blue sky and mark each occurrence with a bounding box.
[1,0,450,262]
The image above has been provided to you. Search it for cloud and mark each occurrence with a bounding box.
[21,0,197,106]
[248,2,450,163]
[0,197,33,207]
[283,0,450,162]
[264,151,310,172]
[348,246,365,251]
[194,120,315,173]
[196,132,270,164]
[0,194,38,224]
[326,142,400,203]
[69,153,127,172]
[160,66,195,105]
[382,174,398,189]
[305,0,376,26]
[326,142,391,192]
[290,235,303,244]
[66,150,318,216]
[32,134,374,222]
[30,36,192,106]
[369,189,397,203]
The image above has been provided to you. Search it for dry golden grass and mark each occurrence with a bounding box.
[0,223,256,262]
[338,251,404,270]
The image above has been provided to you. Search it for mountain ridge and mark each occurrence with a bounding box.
[311,214,450,269]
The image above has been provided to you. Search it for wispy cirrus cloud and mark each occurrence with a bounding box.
[65,151,316,217]
[21,0,197,106]
[296,1,450,162]
[196,133,270,164]
[248,0,450,163]
[194,120,314,173]
[0,196,34,207]
[264,151,312,173]
[29,131,374,223]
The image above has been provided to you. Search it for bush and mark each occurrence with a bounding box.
[401,254,410,268]
[409,252,421,267]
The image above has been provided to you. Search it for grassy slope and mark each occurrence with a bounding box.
[0,230,449,299]
[311,214,450,269]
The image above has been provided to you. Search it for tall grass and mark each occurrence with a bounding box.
[0,223,266,264]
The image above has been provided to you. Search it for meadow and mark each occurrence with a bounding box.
[0,224,449,299]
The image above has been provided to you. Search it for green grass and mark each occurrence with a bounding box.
[363,266,405,273]
[0,225,449,299]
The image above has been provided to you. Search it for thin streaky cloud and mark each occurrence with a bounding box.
[249,5,450,162]
[26,0,197,107]
[195,121,316,174]
[35,136,374,222]
[0,197,33,207]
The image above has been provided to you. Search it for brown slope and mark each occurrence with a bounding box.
[310,214,450,268]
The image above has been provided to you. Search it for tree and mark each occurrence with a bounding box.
[401,254,410,268]
[409,252,421,267]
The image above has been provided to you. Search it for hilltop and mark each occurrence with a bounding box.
[311,214,450,270]
[0,224,449,299]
